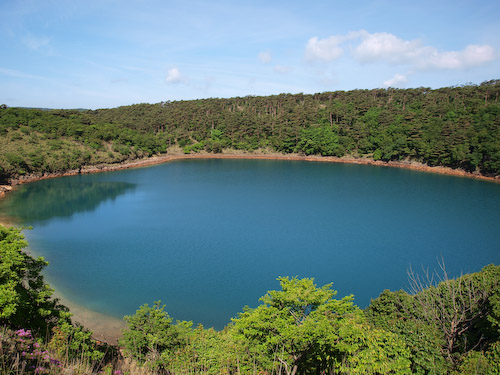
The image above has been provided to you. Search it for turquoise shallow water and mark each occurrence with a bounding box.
[1,159,499,329]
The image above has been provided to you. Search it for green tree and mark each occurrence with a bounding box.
[0,226,65,335]
[296,124,341,156]
[232,276,411,375]
[121,300,192,369]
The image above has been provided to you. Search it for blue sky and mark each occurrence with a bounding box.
[1,0,499,109]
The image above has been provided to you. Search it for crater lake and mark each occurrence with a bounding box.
[1,159,499,329]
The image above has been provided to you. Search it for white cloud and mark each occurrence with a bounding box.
[305,36,345,62]
[354,32,424,64]
[305,30,496,70]
[383,73,408,87]
[424,44,495,69]
[354,32,495,70]
[166,67,183,83]
[305,31,364,62]
[258,50,272,63]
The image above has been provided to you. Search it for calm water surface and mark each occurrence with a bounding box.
[1,159,499,329]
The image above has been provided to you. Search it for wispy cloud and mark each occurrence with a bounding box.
[21,33,52,53]
[0,66,45,80]
[258,50,272,63]
[273,65,291,74]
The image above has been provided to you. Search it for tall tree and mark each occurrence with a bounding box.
[232,276,411,375]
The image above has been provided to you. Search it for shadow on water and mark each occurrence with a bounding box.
[0,178,136,225]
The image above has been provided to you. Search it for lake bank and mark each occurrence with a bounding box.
[2,150,499,195]
[52,290,126,344]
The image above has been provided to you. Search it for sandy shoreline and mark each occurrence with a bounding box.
[52,291,126,344]
[1,150,498,343]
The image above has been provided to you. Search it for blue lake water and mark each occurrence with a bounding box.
[1,159,499,329]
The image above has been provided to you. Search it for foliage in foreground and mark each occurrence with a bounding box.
[366,263,500,374]
[120,279,412,374]
[121,267,500,375]
[0,225,62,334]
[2,224,500,374]
[231,277,411,374]
[0,226,114,374]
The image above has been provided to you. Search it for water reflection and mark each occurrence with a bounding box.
[0,178,135,224]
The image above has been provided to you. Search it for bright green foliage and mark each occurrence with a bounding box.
[232,277,411,375]
[183,141,205,154]
[120,279,412,374]
[121,302,242,373]
[121,300,193,369]
[455,351,492,375]
[296,125,341,156]
[454,342,500,375]
[166,326,242,374]
[48,312,106,361]
[333,315,412,374]
[0,226,64,334]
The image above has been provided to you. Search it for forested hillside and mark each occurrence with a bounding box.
[1,80,499,183]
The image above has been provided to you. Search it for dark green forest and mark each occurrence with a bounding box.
[1,80,500,183]
[1,226,499,374]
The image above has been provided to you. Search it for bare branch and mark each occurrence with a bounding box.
[406,259,491,363]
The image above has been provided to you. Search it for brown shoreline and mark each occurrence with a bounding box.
[52,291,126,345]
[2,151,499,192]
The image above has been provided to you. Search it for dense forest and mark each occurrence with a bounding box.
[1,226,499,374]
[1,80,500,184]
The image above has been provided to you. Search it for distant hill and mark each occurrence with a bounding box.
[1,80,499,183]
